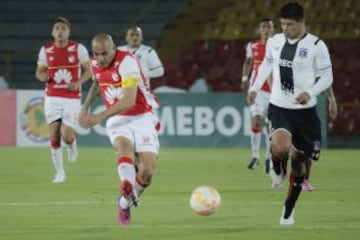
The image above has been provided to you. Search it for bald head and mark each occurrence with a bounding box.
[125,26,143,48]
[92,33,116,68]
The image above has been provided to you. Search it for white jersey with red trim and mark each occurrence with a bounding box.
[91,49,159,116]
[246,40,271,93]
[37,40,89,99]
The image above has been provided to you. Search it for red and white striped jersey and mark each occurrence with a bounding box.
[246,40,271,93]
[37,40,89,98]
[91,50,159,116]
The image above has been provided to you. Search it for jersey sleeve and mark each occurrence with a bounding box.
[37,46,47,66]
[78,43,90,64]
[306,40,333,98]
[118,55,141,79]
[314,40,332,70]
[264,37,274,62]
[245,42,252,58]
[249,38,274,92]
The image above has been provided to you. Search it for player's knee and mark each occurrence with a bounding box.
[139,160,156,186]
[271,144,290,160]
[138,166,155,186]
[62,136,74,145]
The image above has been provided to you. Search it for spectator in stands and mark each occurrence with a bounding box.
[0,76,9,89]
[247,2,334,225]
[35,16,92,183]
[118,25,164,90]
[189,71,210,93]
[80,33,160,225]
[242,18,274,173]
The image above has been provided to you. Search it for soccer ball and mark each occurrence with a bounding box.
[189,186,221,215]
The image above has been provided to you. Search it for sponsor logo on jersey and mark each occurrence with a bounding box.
[279,59,292,68]
[105,87,122,105]
[54,69,72,84]
[46,46,54,53]
[67,45,76,52]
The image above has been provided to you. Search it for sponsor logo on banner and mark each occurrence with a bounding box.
[16,90,50,146]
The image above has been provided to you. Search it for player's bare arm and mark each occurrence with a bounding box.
[68,60,92,91]
[81,79,100,113]
[241,57,252,91]
[35,65,49,82]
[80,85,137,129]
[324,86,338,119]
[100,86,137,119]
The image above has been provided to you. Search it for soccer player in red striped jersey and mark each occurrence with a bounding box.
[242,18,274,173]
[80,33,160,225]
[36,17,92,183]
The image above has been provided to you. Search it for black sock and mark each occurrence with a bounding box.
[272,157,282,175]
[284,174,305,218]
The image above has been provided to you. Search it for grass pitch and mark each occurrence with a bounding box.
[0,147,359,240]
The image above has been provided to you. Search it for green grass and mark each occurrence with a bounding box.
[0,147,359,240]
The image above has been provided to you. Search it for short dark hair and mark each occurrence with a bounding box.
[259,18,273,26]
[280,2,304,20]
[259,18,272,24]
[53,16,71,28]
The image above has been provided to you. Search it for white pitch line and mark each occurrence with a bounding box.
[0,224,359,230]
[0,200,341,206]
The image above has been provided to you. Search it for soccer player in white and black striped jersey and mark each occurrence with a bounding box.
[248,2,333,225]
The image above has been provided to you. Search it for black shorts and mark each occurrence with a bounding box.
[268,103,322,161]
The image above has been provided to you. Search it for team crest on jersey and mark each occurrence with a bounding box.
[49,56,54,61]
[54,69,72,84]
[112,73,119,81]
[299,48,308,58]
[142,136,150,144]
[68,55,75,63]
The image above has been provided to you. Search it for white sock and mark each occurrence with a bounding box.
[251,131,261,159]
[117,162,136,185]
[68,138,77,150]
[119,196,129,209]
[134,178,145,198]
[51,148,64,173]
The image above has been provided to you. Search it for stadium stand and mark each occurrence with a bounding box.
[0,0,359,135]
[155,0,360,135]
[0,0,187,89]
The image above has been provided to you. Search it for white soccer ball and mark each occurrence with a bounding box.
[189,186,221,215]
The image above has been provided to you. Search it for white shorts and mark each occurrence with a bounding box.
[250,90,270,118]
[106,112,160,154]
[44,96,81,128]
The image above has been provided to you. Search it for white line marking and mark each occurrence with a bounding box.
[0,224,359,230]
[0,200,341,206]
